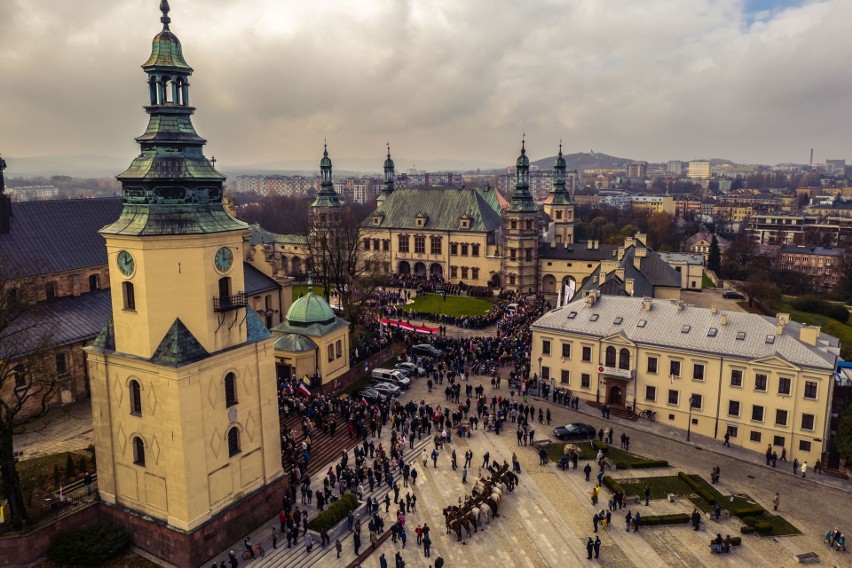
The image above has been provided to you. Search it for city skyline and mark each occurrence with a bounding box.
[0,0,850,174]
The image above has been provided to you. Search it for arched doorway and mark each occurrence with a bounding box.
[291,257,302,276]
[430,263,443,278]
[414,262,427,276]
[562,276,577,302]
[608,385,623,406]
[398,260,411,275]
[490,273,502,288]
[541,274,556,294]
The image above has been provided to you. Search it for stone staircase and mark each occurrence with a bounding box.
[585,401,639,421]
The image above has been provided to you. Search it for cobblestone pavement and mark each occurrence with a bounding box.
[13,399,94,459]
[216,367,851,568]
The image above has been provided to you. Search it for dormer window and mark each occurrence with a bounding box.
[765,335,775,344]
[459,214,471,229]
[415,213,428,227]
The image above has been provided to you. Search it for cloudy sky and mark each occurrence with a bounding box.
[0,0,850,174]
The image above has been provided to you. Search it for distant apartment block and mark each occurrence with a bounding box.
[667,160,684,175]
[688,160,711,180]
[8,185,60,201]
[777,245,844,290]
[825,159,847,176]
[627,162,647,179]
[234,175,317,196]
[631,195,675,215]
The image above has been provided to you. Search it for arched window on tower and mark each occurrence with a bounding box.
[605,346,616,367]
[227,427,241,457]
[225,372,237,407]
[619,348,631,370]
[149,76,158,105]
[133,436,146,466]
[122,282,136,310]
[129,380,142,415]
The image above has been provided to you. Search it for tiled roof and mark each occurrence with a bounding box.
[532,296,838,370]
[540,243,618,261]
[366,187,504,232]
[150,318,209,367]
[244,263,279,295]
[273,333,318,353]
[657,252,705,266]
[578,246,681,297]
[1,289,113,359]
[0,198,122,278]
[246,308,272,344]
[271,318,349,338]
[248,224,308,246]
[685,231,730,248]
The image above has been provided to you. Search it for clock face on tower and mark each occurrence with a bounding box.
[116,250,135,277]
[214,246,234,273]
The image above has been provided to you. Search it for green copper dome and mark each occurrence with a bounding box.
[143,29,192,71]
[516,139,530,168]
[286,291,336,326]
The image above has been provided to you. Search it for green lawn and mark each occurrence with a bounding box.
[402,294,494,317]
[547,442,668,469]
[701,272,717,289]
[293,284,327,299]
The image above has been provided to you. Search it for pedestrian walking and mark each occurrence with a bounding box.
[583,463,592,481]
[772,492,780,511]
[272,527,278,549]
[801,461,808,478]
[462,465,468,483]
[633,511,640,532]
[423,534,431,558]
[586,537,594,559]
[379,553,388,568]
[335,538,342,558]
[625,510,632,531]
[593,512,599,533]
[594,535,601,558]
[723,432,730,447]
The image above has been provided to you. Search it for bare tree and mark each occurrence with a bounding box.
[0,254,59,530]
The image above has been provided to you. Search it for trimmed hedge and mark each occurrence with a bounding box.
[307,492,359,533]
[48,523,130,566]
[754,521,773,535]
[592,440,608,451]
[740,526,756,535]
[677,472,716,506]
[625,459,669,469]
[641,513,691,526]
[602,476,624,495]
[730,504,766,519]
[791,296,849,324]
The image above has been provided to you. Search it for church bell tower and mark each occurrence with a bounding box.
[502,138,541,293]
[86,1,283,545]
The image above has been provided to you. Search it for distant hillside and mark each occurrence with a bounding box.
[530,151,634,171]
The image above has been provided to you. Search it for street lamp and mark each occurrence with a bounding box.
[538,356,543,397]
[687,395,695,442]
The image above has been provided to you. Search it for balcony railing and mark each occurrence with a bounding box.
[213,292,247,312]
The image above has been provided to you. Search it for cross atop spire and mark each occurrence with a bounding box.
[160,0,171,28]
[387,142,391,159]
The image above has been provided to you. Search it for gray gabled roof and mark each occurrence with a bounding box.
[244,263,279,295]
[365,187,505,232]
[150,318,209,366]
[0,198,122,278]
[578,246,681,297]
[273,333,318,353]
[532,296,838,370]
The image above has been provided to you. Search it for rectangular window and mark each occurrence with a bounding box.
[750,431,762,443]
[754,373,767,392]
[542,340,551,355]
[561,343,571,359]
[799,440,811,452]
[667,390,679,405]
[461,267,469,279]
[450,266,458,279]
[510,248,517,261]
[581,373,591,388]
[647,356,658,374]
[731,369,743,387]
[669,360,681,378]
[472,244,480,257]
[542,366,550,381]
[751,405,764,422]
[122,281,136,310]
[801,413,815,431]
[645,386,656,401]
[582,346,592,362]
[461,244,469,256]
[525,249,533,261]
[327,344,334,362]
[773,435,785,447]
[414,236,426,254]
[727,425,738,438]
[398,235,409,253]
[383,240,390,251]
[778,377,791,395]
[336,340,342,358]
[55,353,67,374]
[450,243,458,255]
[693,363,705,382]
[775,409,788,426]
[728,400,740,417]
[560,370,570,384]
[430,237,442,255]
[803,381,817,400]
[363,238,371,251]
[690,394,703,409]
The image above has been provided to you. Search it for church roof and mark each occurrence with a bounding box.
[366,187,504,233]
[286,291,336,325]
[248,224,308,246]
[273,333,318,353]
[150,318,209,366]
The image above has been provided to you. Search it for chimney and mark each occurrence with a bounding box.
[625,278,634,296]
[598,271,607,285]
[777,313,790,325]
[633,256,642,271]
[720,314,728,325]
[710,305,718,314]
[587,240,593,250]
[799,325,820,346]
[642,297,652,311]
[615,268,625,281]
[635,247,647,258]
[584,291,597,307]
[617,247,625,261]
[676,300,684,311]
[624,237,635,248]
[593,240,599,250]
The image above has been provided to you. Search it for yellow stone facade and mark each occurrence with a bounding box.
[531,295,837,460]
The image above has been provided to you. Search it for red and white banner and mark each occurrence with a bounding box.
[380,319,439,335]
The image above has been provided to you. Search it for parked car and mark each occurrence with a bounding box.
[395,362,426,378]
[412,344,443,358]
[722,291,744,299]
[358,388,388,404]
[553,423,597,441]
[367,381,403,397]
[370,368,411,388]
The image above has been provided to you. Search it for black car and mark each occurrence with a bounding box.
[358,388,388,404]
[412,343,443,358]
[722,291,744,299]
[553,423,597,441]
